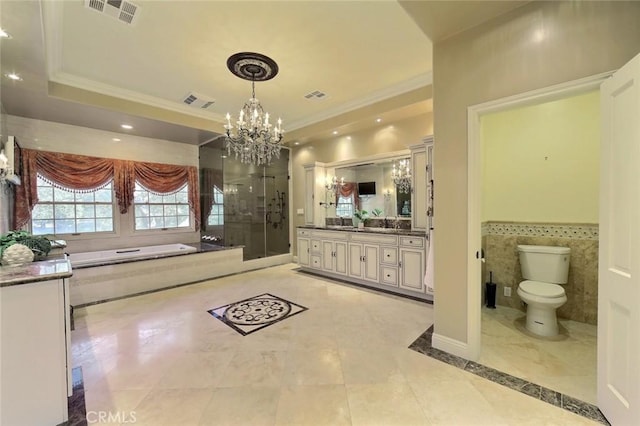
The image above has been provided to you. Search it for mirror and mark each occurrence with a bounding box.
[326,158,412,218]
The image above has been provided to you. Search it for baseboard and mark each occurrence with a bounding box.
[431,332,472,360]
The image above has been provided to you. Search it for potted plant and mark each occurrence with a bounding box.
[353,209,368,228]
[0,230,52,265]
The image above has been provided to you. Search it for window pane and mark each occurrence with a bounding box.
[135,205,149,217]
[177,205,189,215]
[76,219,96,233]
[164,216,177,228]
[135,217,150,229]
[32,204,53,220]
[178,216,190,226]
[76,204,96,219]
[164,205,177,216]
[55,204,75,219]
[76,192,95,202]
[162,193,176,203]
[149,217,164,229]
[37,187,54,202]
[150,205,164,216]
[148,193,163,203]
[95,189,112,202]
[54,188,74,202]
[95,218,113,232]
[134,191,148,203]
[54,219,75,234]
[176,191,188,203]
[32,220,51,235]
[95,205,113,218]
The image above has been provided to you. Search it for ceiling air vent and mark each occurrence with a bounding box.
[181,92,216,110]
[84,0,141,25]
[304,90,328,100]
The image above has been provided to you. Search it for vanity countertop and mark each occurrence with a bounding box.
[0,255,73,288]
[298,225,426,237]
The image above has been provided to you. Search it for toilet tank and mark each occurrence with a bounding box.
[517,245,571,284]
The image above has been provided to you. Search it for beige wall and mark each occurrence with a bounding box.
[433,1,640,344]
[291,112,432,251]
[482,90,600,223]
[6,115,200,252]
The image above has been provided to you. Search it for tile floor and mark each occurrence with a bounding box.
[480,305,597,405]
[72,263,599,425]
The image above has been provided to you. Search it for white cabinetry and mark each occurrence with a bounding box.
[399,236,426,292]
[410,136,434,232]
[1,278,71,426]
[297,227,429,300]
[321,239,348,276]
[303,162,327,226]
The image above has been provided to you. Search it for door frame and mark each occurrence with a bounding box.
[465,71,612,360]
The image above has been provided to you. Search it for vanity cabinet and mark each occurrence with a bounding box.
[0,261,73,426]
[321,239,348,275]
[297,227,429,300]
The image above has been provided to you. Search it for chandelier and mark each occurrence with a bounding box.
[224,52,283,166]
[392,159,412,194]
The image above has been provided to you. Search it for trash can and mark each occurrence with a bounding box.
[485,271,496,309]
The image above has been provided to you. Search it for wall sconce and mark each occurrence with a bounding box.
[383,188,393,199]
[325,175,344,192]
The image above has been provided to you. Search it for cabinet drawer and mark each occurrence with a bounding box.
[297,228,312,237]
[311,230,349,241]
[400,236,424,248]
[310,255,322,269]
[311,239,322,253]
[381,266,398,286]
[351,233,398,245]
[380,247,398,265]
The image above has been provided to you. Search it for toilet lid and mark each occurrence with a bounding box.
[519,280,565,298]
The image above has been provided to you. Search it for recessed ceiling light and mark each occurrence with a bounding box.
[347,136,352,140]
[5,73,22,81]
[0,29,11,38]
[332,131,338,135]
[121,124,133,130]
[112,138,121,142]
[221,155,227,158]
[294,142,300,146]
[376,118,382,123]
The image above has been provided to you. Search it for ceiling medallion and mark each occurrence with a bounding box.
[224,52,284,166]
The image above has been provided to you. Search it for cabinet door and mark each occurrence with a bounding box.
[411,148,427,231]
[334,241,348,276]
[304,167,315,225]
[298,237,310,266]
[363,244,379,282]
[321,240,334,271]
[348,243,363,279]
[399,248,425,292]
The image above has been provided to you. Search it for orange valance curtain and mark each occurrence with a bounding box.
[15,149,200,230]
[200,168,223,227]
[336,182,360,210]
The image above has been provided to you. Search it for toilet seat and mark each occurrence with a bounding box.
[519,280,565,298]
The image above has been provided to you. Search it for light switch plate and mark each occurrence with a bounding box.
[297,208,304,215]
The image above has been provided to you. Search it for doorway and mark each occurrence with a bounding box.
[466,72,611,404]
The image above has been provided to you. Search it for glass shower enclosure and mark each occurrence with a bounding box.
[199,138,289,260]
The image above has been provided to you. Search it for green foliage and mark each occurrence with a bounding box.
[353,210,368,221]
[371,208,383,217]
[0,230,52,260]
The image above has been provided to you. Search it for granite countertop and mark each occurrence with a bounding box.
[0,255,73,288]
[298,225,426,237]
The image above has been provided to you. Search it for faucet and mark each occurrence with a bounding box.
[394,216,400,229]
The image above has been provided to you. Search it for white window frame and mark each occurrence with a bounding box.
[132,182,193,232]
[336,193,354,218]
[30,174,117,237]
[207,185,224,226]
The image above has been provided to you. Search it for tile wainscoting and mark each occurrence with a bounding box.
[481,221,599,325]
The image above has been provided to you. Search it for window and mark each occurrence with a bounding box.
[207,185,224,226]
[133,182,191,230]
[335,194,354,217]
[31,175,114,235]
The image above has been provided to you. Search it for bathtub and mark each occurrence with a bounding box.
[69,243,198,267]
[67,243,292,307]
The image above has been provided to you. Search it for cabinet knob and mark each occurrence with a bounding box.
[386,254,390,257]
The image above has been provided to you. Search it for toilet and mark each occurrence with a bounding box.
[516,244,570,337]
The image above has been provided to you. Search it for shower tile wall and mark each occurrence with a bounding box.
[481,222,599,325]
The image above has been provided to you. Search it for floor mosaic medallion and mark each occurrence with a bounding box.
[208,293,308,335]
